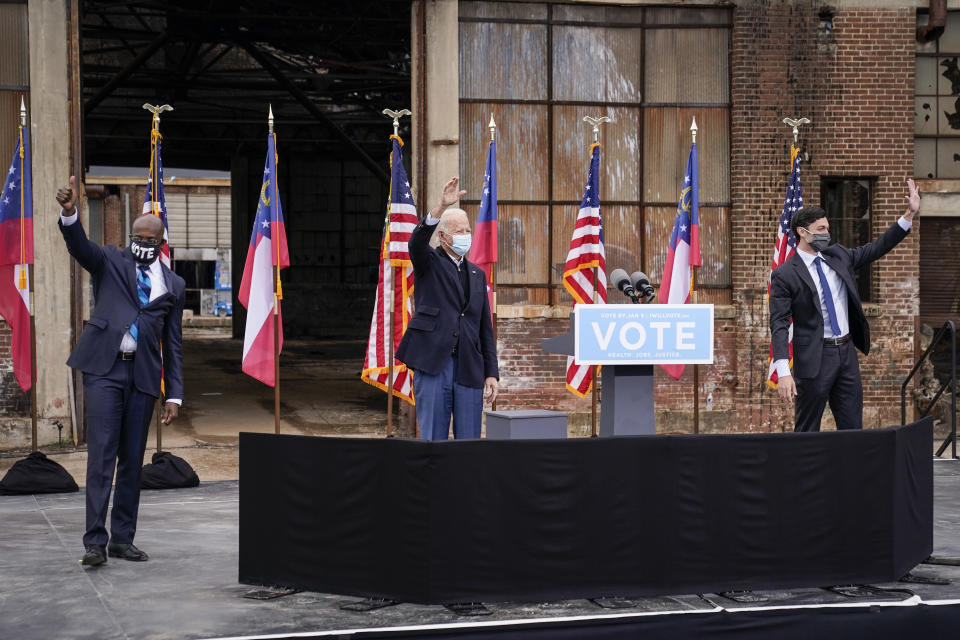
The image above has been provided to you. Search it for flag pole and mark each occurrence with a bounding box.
[269,105,282,435]
[690,117,700,436]
[20,98,37,451]
[381,108,410,437]
[142,103,172,451]
[488,113,500,412]
[584,115,609,438]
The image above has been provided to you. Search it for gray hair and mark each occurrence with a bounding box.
[431,208,469,248]
[438,208,468,234]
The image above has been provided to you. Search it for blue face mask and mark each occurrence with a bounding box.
[450,233,472,257]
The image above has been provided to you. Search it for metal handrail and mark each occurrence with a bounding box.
[901,320,957,459]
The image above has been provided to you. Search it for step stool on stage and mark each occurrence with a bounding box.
[484,410,568,439]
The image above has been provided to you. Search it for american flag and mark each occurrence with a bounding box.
[361,135,416,404]
[766,146,802,388]
[143,129,171,268]
[562,143,607,397]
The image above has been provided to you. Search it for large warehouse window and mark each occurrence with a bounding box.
[915,11,960,178]
[458,1,731,305]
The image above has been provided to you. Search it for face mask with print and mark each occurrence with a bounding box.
[130,240,159,265]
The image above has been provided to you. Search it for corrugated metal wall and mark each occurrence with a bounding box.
[165,189,230,250]
[459,1,731,305]
[0,3,29,160]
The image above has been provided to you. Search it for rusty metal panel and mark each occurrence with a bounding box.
[482,204,550,286]
[552,4,643,24]
[0,91,28,169]
[698,206,730,287]
[552,25,642,103]
[552,204,642,294]
[553,105,639,203]
[645,29,729,104]
[598,205,642,279]
[643,107,729,204]
[460,102,549,201]
[460,22,547,100]
[643,205,730,292]
[0,3,29,86]
[645,7,730,25]
[459,1,547,20]
[643,205,673,284]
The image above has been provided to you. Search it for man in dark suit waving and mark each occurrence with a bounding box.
[56,177,186,566]
[770,179,920,431]
[396,177,499,440]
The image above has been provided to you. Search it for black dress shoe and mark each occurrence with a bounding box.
[107,542,149,562]
[81,545,106,566]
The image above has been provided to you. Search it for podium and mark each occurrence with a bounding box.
[542,304,714,436]
[542,314,654,435]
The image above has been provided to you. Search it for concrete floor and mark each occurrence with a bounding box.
[0,465,958,639]
[1,328,392,484]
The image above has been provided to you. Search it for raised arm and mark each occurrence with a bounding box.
[56,175,105,274]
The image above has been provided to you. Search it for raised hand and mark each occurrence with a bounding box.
[439,176,467,208]
[905,178,920,219]
[56,175,80,214]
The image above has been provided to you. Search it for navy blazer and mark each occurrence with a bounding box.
[769,220,909,379]
[60,219,186,400]
[395,218,498,388]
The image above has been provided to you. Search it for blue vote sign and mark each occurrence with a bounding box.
[574,304,714,365]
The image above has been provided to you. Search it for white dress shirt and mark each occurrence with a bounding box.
[774,216,912,379]
[61,209,181,405]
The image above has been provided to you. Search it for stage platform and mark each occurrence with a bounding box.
[2,463,960,639]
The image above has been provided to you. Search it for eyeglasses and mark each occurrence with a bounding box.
[129,235,164,247]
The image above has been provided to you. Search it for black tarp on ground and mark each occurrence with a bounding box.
[239,418,933,604]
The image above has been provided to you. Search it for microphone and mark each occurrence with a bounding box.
[610,268,640,303]
[630,271,655,301]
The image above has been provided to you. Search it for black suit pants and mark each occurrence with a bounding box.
[794,340,863,432]
[82,358,156,547]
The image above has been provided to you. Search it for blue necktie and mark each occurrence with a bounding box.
[813,256,842,337]
[129,265,151,343]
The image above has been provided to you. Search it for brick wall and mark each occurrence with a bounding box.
[0,326,29,417]
[493,2,919,434]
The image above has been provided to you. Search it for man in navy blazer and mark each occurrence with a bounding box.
[396,177,499,440]
[770,179,920,431]
[56,177,185,566]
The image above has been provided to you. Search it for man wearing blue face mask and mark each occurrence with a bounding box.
[396,176,499,440]
[56,176,185,567]
[769,179,920,432]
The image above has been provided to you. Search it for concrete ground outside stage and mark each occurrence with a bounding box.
[0,328,393,484]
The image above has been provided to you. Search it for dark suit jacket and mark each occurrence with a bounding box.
[395,218,498,388]
[769,220,909,379]
[60,219,186,400]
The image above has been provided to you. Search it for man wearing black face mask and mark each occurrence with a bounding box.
[769,179,920,432]
[56,176,186,567]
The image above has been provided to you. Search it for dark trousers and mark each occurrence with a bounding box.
[794,340,863,432]
[82,358,156,547]
[412,357,483,440]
